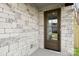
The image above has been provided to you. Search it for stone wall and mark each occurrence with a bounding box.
[39,5,74,55]
[0,3,39,56]
[61,5,74,55]
[0,3,75,56]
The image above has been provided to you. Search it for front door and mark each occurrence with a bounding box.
[44,8,61,51]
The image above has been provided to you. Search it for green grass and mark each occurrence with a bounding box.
[74,48,79,56]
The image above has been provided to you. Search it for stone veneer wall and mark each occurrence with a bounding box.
[39,5,74,55]
[0,3,39,56]
[61,5,74,55]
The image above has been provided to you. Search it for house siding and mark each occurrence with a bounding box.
[61,5,74,55]
[0,3,75,56]
[0,3,39,56]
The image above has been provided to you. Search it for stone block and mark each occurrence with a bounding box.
[20,46,28,56]
[9,43,19,52]
[7,50,21,56]
[4,23,12,29]
[0,7,3,12]
[0,46,8,56]
[0,29,4,33]
[0,13,9,18]
[0,34,9,38]
[19,38,27,49]
[5,29,22,33]
[0,18,6,22]
[9,33,19,37]
[8,14,15,20]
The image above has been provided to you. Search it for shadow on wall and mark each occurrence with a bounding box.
[74,11,79,48]
[74,5,79,55]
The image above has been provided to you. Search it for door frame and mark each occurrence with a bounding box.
[44,8,61,52]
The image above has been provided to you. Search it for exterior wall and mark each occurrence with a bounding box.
[74,12,79,48]
[39,5,74,55]
[0,3,39,56]
[0,3,75,56]
[61,5,74,55]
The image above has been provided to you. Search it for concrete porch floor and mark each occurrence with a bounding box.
[31,48,62,56]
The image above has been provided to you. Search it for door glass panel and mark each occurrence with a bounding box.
[47,12,58,40]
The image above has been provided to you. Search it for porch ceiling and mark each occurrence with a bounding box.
[30,3,65,9]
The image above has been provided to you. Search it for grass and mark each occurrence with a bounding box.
[74,48,79,56]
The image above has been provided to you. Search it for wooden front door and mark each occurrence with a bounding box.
[44,8,61,51]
